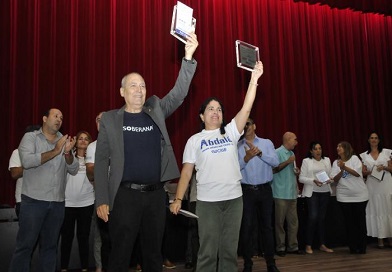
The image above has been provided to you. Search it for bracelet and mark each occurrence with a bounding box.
[249,81,258,86]
[173,198,182,202]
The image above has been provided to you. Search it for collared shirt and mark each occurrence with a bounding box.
[272,145,297,200]
[18,128,79,202]
[238,136,279,185]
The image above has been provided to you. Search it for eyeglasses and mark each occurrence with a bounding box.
[245,122,254,126]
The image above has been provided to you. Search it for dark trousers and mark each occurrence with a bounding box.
[339,201,368,253]
[108,186,166,272]
[185,201,199,265]
[240,183,275,269]
[15,202,21,218]
[98,216,111,270]
[61,204,94,269]
[305,192,330,246]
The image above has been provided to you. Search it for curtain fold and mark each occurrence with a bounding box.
[1,0,391,205]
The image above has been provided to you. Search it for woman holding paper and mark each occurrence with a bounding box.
[170,62,265,272]
[299,141,334,254]
[360,132,392,248]
[331,141,368,254]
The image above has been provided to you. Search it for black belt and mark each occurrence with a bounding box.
[120,181,164,192]
[241,182,271,190]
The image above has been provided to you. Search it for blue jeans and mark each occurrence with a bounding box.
[9,194,65,272]
[305,192,330,246]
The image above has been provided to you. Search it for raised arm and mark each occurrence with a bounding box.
[185,33,198,60]
[234,61,264,133]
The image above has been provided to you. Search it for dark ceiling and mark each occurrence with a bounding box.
[294,0,392,16]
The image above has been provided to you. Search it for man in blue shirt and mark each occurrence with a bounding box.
[238,118,280,272]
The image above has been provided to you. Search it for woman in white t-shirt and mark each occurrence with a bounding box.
[360,132,392,248]
[61,131,95,271]
[331,141,368,254]
[170,62,264,272]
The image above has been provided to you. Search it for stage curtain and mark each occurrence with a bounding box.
[0,0,391,205]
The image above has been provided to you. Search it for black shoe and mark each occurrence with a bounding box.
[287,249,305,255]
[267,265,280,272]
[185,262,193,269]
[276,251,286,257]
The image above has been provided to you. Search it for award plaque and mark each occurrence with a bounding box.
[235,40,260,72]
[170,2,196,44]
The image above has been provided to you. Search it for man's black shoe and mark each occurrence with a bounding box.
[267,265,280,272]
[276,251,286,257]
[185,262,193,269]
[287,249,305,255]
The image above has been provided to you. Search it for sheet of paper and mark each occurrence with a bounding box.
[315,171,330,183]
[178,209,199,219]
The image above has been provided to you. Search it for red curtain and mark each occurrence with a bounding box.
[1,0,391,206]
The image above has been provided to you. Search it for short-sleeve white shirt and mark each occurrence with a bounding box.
[183,119,243,202]
[65,156,95,207]
[331,155,368,202]
[8,149,22,203]
[86,141,97,164]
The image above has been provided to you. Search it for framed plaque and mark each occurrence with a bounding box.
[170,2,196,44]
[235,40,260,71]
